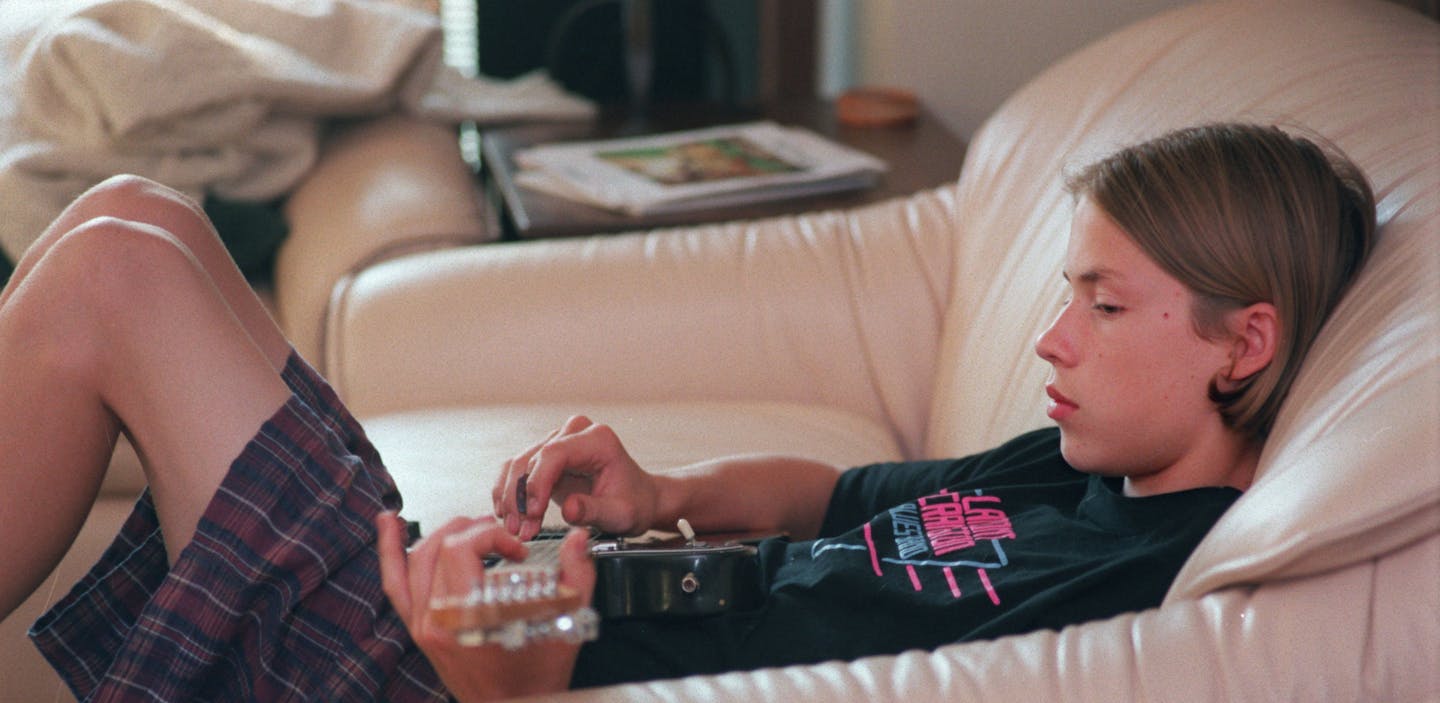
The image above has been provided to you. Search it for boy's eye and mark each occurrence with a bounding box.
[1092,303,1123,315]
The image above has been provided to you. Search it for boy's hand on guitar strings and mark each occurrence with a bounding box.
[377,512,595,701]
[493,415,659,541]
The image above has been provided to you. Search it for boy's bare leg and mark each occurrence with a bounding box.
[0,176,292,371]
[0,177,293,618]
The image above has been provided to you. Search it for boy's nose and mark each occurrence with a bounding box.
[1034,310,1072,367]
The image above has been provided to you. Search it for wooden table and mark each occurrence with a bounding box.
[481,99,966,240]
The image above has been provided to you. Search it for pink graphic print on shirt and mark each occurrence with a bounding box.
[813,488,1015,604]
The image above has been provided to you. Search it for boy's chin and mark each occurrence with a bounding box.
[1056,431,1121,478]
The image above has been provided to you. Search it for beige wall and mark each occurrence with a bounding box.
[837,0,1194,139]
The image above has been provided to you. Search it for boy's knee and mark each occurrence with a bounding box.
[87,174,195,206]
[74,175,207,229]
[49,216,196,306]
[1,217,181,374]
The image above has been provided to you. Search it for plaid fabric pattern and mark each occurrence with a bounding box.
[30,354,450,702]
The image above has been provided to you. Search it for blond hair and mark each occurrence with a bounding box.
[1068,123,1375,441]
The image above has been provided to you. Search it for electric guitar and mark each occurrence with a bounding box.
[428,520,772,649]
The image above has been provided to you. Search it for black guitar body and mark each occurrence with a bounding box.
[471,527,775,622]
[591,538,765,619]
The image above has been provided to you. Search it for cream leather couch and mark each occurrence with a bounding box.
[328,2,1439,700]
[5,2,1437,701]
[0,117,490,699]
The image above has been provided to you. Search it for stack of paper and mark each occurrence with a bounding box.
[513,122,888,215]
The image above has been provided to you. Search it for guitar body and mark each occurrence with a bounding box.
[591,536,765,618]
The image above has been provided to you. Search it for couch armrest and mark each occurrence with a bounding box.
[275,115,491,363]
[526,531,1440,703]
[326,188,957,458]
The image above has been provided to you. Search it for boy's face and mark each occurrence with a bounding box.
[1035,198,1241,496]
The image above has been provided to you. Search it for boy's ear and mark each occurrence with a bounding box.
[1223,302,1280,384]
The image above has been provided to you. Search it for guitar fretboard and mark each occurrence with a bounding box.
[486,529,570,570]
[513,531,567,565]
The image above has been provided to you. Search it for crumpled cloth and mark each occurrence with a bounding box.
[0,0,595,260]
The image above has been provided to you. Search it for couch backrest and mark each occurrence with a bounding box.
[926,0,1439,598]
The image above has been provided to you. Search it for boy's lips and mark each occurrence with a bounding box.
[1046,385,1078,421]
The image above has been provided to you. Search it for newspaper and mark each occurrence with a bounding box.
[512,121,887,215]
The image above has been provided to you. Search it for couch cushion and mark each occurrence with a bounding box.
[363,401,903,533]
[326,187,960,463]
[928,0,1440,599]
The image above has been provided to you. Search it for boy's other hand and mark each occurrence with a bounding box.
[491,416,659,541]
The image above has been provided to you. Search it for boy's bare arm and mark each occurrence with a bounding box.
[493,415,841,541]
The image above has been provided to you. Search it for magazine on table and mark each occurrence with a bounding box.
[512,121,888,215]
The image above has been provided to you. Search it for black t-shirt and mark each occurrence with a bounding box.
[573,428,1239,686]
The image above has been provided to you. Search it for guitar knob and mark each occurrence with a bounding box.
[677,518,697,545]
[681,572,700,594]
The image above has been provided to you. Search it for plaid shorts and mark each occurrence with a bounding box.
[30,354,450,702]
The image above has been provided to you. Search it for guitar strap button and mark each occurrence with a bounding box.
[680,572,700,594]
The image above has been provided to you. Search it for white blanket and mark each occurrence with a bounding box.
[0,0,595,260]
